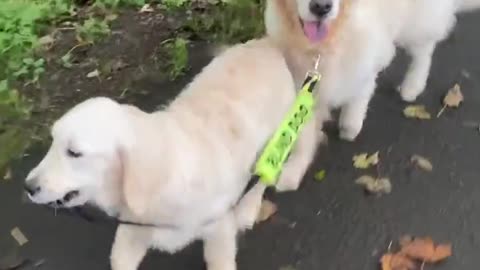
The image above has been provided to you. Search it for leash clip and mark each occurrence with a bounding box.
[313,54,321,71]
[306,54,322,79]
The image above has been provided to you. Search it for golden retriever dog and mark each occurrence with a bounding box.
[266,0,480,141]
[24,38,322,270]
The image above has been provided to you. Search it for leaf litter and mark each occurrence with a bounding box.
[355,175,392,195]
[437,83,464,117]
[314,170,326,182]
[381,236,452,270]
[403,105,431,120]
[353,151,379,169]
[411,155,433,172]
[86,69,100,78]
[10,227,28,246]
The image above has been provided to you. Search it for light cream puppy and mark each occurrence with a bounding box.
[24,38,321,270]
[266,0,480,141]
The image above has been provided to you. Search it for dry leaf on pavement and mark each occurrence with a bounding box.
[314,170,326,182]
[381,253,416,270]
[11,227,28,246]
[355,175,392,194]
[381,235,452,270]
[255,200,277,223]
[437,84,464,117]
[411,155,433,172]
[403,105,431,120]
[353,151,379,169]
[444,84,464,107]
[399,236,452,263]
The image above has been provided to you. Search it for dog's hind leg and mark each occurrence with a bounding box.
[276,115,320,192]
[110,226,149,270]
[399,42,436,102]
[204,213,238,270]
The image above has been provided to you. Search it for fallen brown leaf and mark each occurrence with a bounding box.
[381,253,416,270]
[355,175,392,194]
[256,199,277,223]
[353,151,379,169]
[400,236,452,263]
[444,84,464,107]
[403,105,431,120]
[431,243,453,263]
[10,227,28,246]
[437,84,464,117]
[381,236,452,270]
[411,155,433,172]
[399,235,413,247]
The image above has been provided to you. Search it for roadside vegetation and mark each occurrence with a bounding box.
[0,0,264,175]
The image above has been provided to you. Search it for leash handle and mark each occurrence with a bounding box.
[254,72,321,186]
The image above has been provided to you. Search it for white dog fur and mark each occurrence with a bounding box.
[266,0,480,141]
[25,38,323,270]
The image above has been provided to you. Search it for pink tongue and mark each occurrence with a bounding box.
[303,21,328,42]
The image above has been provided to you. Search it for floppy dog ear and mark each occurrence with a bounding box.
[118,145,151,217]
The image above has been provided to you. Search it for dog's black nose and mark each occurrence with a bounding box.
[24,180,41,196]
[309,0,333,18]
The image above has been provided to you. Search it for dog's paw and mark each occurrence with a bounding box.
[398,82,425,102]
[399,88,421,102]
[338,120,362,141]
[339,127,358,141]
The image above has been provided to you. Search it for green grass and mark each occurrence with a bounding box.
[0,0,145,174]
[76,17,111,43]
[184,0,265,44]
[160,37,190,80]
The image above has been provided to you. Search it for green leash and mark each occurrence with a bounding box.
[254,70,321,186]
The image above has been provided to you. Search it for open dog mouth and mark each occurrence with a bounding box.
[47,190,80,208]
[299,19,329,43]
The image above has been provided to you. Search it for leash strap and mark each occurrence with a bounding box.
[253,71,321,186]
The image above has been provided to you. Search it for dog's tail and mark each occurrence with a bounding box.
[457,0,480,12]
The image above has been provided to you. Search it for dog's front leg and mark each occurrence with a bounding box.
[111,225,149,270]
[399,42,436,102]
[339,77,376,141]
[276,114,320,192]
[204,214,237,270]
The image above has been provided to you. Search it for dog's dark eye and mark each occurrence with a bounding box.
[67,148,82,158]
